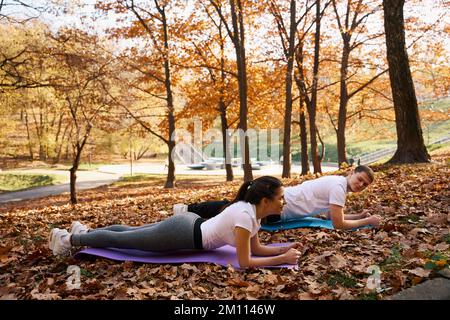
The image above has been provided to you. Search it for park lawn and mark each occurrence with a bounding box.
[0,148,448,300]
[0,173,66,193]
[115,173,236,187]
[290,97,450,162]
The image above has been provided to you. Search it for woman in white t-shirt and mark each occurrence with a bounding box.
[182,165,382,230]
[48,176,302,268]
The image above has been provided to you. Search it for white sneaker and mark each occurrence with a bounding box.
[48,228,72,256]
[173,203,188,215]
[70,221,89,235]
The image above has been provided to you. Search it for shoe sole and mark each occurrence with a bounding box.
[70,222,77,235]
[48,229,57,252]
[70,222,88,235]
[49,229,69,256]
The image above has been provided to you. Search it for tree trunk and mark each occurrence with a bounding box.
[53,113,64,162]
[136,146,150,160]
[337,40,350,166]
[383,0,430,163]
[219,22,233,182]
[308,0,323,173]
[24,111,34,160]
[316,125,326,162]
[220,101,234,181]
[282,0,296,178]
[64,126,73,161]
[161,6,176,188]
[165,137,175,188]
[299,98,309,175]
[38,113,47,161]
[54,125,69,164]
[70,146,82,204]
[230,0,252,181]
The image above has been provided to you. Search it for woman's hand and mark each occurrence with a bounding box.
[282,248,302,265]
[360,212,371,218]
[275,242,303,255]
[287,242,304,250]
[368,215,382,228]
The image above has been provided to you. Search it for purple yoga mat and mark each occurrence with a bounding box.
[74,244,297,269]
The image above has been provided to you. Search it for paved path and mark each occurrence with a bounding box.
[0,162,338,204]
[0,170,122,204]
[97,163,339,176]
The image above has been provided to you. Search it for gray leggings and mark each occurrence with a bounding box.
[71,212,201,251]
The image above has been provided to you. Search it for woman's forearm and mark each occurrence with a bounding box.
[251,244,288,257]
[240,254,286,268]
[344,213,364,220]
[334,217,372,230]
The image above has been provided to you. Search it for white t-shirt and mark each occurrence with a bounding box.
[281,175,347,220]
[200,201,261,250]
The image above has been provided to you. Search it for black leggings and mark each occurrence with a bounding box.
[187,200,230,219]
[187,200,281,223]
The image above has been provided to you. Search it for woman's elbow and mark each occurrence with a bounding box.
[332,221,346,230]
[238,259,251,269]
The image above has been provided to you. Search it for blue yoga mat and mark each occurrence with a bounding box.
[74,243,297,270]
[261,217,334,231]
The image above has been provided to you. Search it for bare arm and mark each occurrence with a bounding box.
[330,204,381,230]
[344,213,368,220]
[323,211,368,220]
[250,234,300,256]
[234,227,301,268]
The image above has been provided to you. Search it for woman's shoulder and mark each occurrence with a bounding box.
[221,201,254,215]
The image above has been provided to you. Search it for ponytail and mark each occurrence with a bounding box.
[233,180,253,203]
[231,176,282,205]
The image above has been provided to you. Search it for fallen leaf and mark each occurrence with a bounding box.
[298,292,315,300]
[332,287,354,300]
[390,270,407,290]
[410,228,430,237]
[408,267,431,278]
[263,273,280,285]
[315,251,334,263]
[330,254,347,269]
[374,231,389,241]
[30,288,61,300]
[47,278,54,286]
[226,278,250,287]
[425,214,447,225]
[0,246,13,257]
[316,232,328,239]
[246,284,261,293]
[435,242,449,251]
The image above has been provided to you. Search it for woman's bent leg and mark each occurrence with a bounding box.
[71,212,200,251]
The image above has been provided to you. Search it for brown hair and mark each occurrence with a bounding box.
[231,176,282,205]
[354,165,374,183]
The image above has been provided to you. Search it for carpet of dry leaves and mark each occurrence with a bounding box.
[0,149,449,300]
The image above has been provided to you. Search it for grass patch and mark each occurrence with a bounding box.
[325,272,358,288]
[427,141,450,153]
[115,174,226,187]
[442,234,450,245]
[0,173,66,192]
[380,245,403,272]
[398,214,421,224]
[358,291,379,300]
[423,252,449,271]
[117,174,162,184]
[80,268,94,278]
